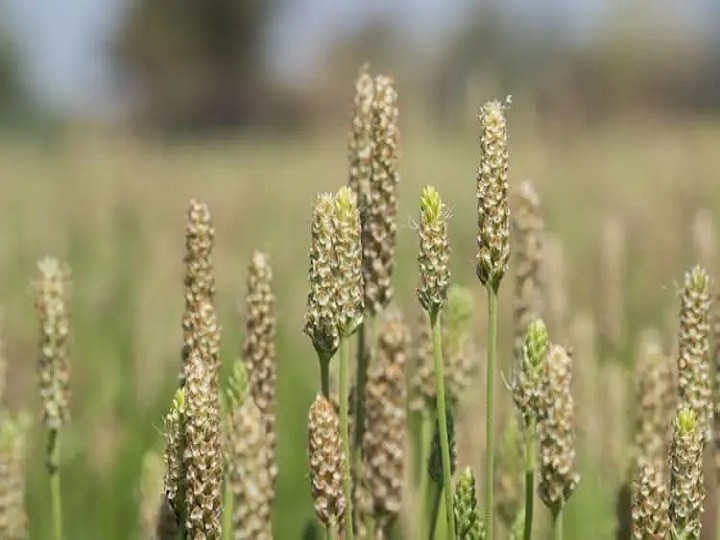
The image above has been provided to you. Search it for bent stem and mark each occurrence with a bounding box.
[48,428,63,540]
[339,336,355,540]
[524,419,536,540]
[430,309,456,539]
[485,288,498,540]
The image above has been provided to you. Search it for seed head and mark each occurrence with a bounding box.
[454,467,486,540]
[242,251,278,485]
[162,388,186,525]
[305,193,340,359]
[34,257,71,430]
[669,408,704,539]
[181,200,215,380]
[225,360,273,539]
[512,181,545,361]
[676,266,712,441]
[417,186,450,315]
[361,309,408,523]
[0,411,29,540]
[355,73,400,315]
[182,299,223,537]
[308,395,345,528]
[333,187,364,337]
[631,459,670,540]
[511,319,550,426]
[347,66,374,201]
[538,344,579,516]
[476,98,510,292]
[632,337,675,478]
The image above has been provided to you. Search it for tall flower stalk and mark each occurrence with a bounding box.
[476,98,511,539]
[416,185,455,538]
[34,257,72,540]
[511,319,550,540]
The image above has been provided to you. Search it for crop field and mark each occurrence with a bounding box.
[0,93,719,539]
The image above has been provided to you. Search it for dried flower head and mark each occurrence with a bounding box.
[242,250,278,484]
[669,408,704,539]
[511,318,550,426]
[476,98,511,292]
[0,411,29,540]
[417,186,450,315]
[631,459,670,540]
[538,344,579,516]
[225,360,273,539]
[454,467,486,540]
[308,395,346,528]
[512,181,545,360]
[34,257,71,430]
[632,336,675,478]
[347,66,374,201]
[676,266,712,441]
[357,73,400,315]
[333,187,364,336]
[305,193,339,359]
[182,299,223,537]
[181,200,215,380]
[361,309,408,524]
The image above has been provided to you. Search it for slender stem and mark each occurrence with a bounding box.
[524,419,536,540]
[366,516,376,540]
[354,319,369,452]
[429,309,456,539]
[418,412,433,539]
[319,353,331,398]
[485,288,498,540]
[427,482,442,540]
[47,428,63,540]
[339,336,355,540]
[328,522,337,540]
[553,507,563,540]
[222,475,233,540]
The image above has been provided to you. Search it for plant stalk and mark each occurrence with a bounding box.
[427,482,442,540]
[222,475,233,540]
[485,288,498,540]
[553,507,563,540]
[524,419,536,540]
[430,309,456,539]
[320,353,331,398]
[418,412,432,539]
[354,319,368,452]
[339,336,355,540]
[48,428,63,540]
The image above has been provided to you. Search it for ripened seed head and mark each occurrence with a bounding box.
[361,309,408,524]
[454,467,486,540]
[513,181,545,361]
[304,193,340,359]
[511,318,549,425]
[676,265,712,442]
[631,459,670,540]
[34,256,72,430]
[333,187,364,337]
[669,407,704,538]
[242,250,278,485]
[0,411,29,540]
[417,186,451,315]
[162,388,186,522]
[538,344,579,516]
[225,359,274,539]
[307,395,346,528]
[347,66,374,201]
[476,98,511,292]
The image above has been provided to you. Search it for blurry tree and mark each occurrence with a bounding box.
[114,0,284,131]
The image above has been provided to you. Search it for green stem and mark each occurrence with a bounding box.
[354,320,368,452]
[339,336,355,540]
[553,507,563,540]
[523,420,536,540]
[319,353,331,398]
[430,309,456,539]
[485,288,498,540]
[48,428,63,540]
[222,475,233,540]
[418,412,433,539]
[328,522,337,540]
[427,482,442,540]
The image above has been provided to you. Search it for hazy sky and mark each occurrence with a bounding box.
[2,0,714,116]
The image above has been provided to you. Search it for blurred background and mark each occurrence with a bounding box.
[1,1,720,538]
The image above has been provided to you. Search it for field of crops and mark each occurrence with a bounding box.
[0,89,719,539]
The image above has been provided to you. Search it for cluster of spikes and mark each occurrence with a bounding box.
[0,62,718,540]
